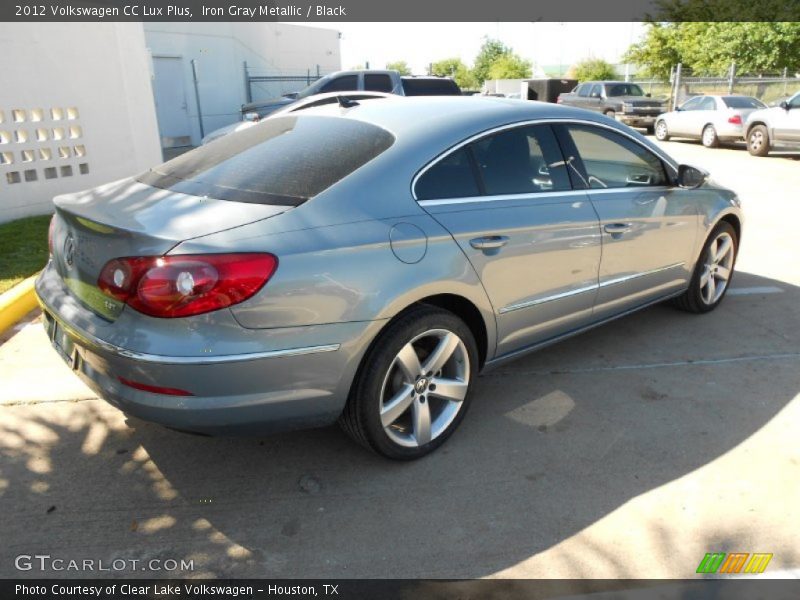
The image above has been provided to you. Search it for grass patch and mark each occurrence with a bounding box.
[0,215,51,294]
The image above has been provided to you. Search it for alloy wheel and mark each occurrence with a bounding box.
[379,329,470,448]
[655,121,668,140]
[700,231,735,305]
[749,129,765,152]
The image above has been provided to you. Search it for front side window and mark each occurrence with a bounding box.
[680,96,703,111]
[139,116,394,205]
[471,125,571,195]
[320,75,359,93]
[562,125,668,189]
[589,84,602,97]
[788,93,800,109]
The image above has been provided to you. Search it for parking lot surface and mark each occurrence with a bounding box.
[0,141,798,579]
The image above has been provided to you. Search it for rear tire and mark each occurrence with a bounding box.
[673,222,738,314]
[747,125,770,156]
[701,124,719,148]
[339,306,478,460]
[645,125,655,135]
[655,120,670,141]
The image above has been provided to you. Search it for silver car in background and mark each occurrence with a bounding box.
[36,97,742,460]
[745,90,800,156]
[654,95,766,147]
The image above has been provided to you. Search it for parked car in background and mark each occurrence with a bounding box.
[744,90,800,156]
[654,95,766,147]
[557,81,667,132]
[38,97,742,459]
[241,70,460,118]
[202,92,393,145]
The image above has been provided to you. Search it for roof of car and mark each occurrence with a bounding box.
[294,95,603,139]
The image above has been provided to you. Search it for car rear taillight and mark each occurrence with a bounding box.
[728,114,742,124]
[556,96,563,104]
[98,253,278,318]
[48,215,56,255]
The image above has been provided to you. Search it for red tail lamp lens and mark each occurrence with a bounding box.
[728,115,742,124]
[98,253,278,318]
[118,377,194,397]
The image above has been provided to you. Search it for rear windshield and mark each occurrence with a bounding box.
[401,78,461,96]
[722,96,766,109]
[138,116,394,206]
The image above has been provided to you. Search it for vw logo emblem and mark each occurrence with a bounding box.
[414,378,428,394]
[64,235,75,267]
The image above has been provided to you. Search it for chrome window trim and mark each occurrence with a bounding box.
[38,298,340,365]
[411,118,680,203]
[498,262,685,315]
[419,185,675,208]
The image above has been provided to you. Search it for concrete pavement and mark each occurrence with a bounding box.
[0,140,798,579]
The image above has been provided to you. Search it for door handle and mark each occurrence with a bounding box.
[470,235,509,250]
[604,223,633,236]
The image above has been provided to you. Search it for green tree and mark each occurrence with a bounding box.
[430,57,478,90]
[472,38,513,85]
[487,54,533,80]
[625,22,800,78]
[569,58,619,81]
[386,60,412,75]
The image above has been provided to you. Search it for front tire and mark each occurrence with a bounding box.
[339,306,478,460]
[655,120,670,141]
[701,124,719,148]
[673,222,738,314]
[747,125,770,156]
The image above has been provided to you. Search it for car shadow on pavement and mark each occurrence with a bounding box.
[1,271,798,579]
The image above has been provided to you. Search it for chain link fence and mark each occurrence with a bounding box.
[243,62,329,104]
[631,64,800,110]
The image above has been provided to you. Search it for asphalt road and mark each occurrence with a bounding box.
[0,139,798,579]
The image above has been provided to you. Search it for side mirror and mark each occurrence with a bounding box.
[677,164,708,189]
[243,112,260,122]
[779,100,789,110]
[590,92,600,98]
[646,93,652,98]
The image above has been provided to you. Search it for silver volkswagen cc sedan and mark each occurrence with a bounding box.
[36,96,742,459]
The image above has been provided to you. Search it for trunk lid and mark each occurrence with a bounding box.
[51,177,288,321]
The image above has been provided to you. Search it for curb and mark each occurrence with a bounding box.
[0,274,40,336]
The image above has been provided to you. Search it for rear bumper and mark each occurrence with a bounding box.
[35,262,384,435]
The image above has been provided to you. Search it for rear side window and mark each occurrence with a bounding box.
[365,74,394,92]
[401,78,461,96]
[415,148,479,200]
[138,116,394,205]
[471,125,570,195]
[320,75,358,93]
[699,97,717,110]
[562,125,668,189]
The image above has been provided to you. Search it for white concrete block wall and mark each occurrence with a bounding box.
[143,23,341,145]
[0,23,163,224]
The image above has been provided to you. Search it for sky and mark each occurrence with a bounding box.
[289,22,647,75]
